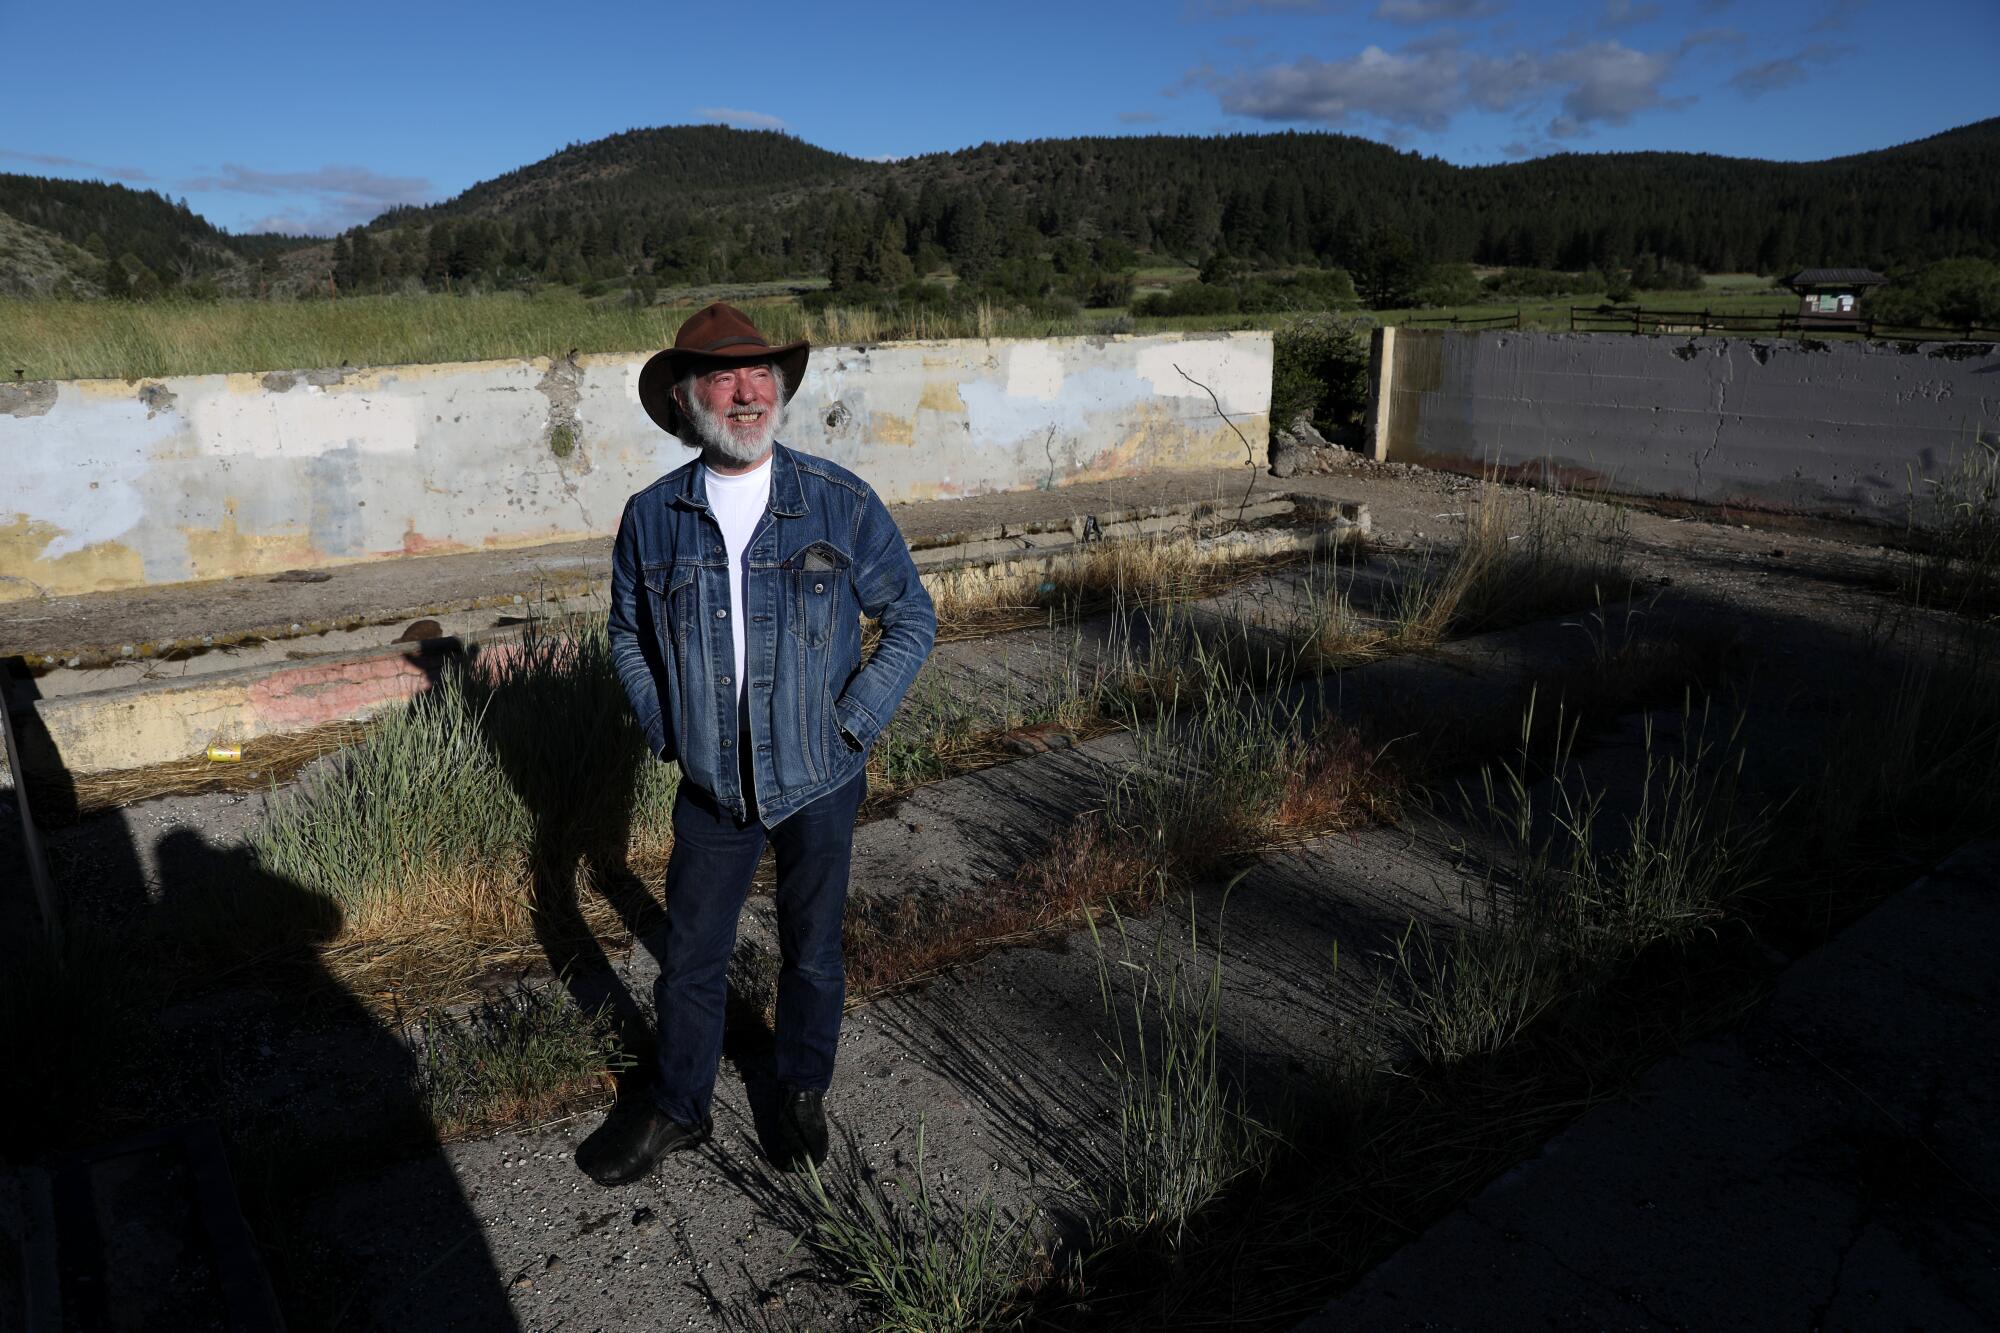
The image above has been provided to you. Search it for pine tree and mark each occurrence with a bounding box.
[100,253,130,300]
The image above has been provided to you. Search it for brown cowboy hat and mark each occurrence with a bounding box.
[637,302,810,437]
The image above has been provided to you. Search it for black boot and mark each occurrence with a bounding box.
[576,1098,710,1186]
[774,1088,829,1172]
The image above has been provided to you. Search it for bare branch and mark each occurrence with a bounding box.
[1173,363,1257,468]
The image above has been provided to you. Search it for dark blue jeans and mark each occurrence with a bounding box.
[650,767,866,1127]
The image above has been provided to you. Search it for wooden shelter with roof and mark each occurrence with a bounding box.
[1786,268,1888,328]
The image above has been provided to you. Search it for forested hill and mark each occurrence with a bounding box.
[346,119,1997,289]
[385,125,869,221]
[3,118,1995,300]
[0,173,247,291]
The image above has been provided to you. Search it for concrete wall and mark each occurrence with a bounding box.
[1369,328,2000,520]
[0,331,1271,601]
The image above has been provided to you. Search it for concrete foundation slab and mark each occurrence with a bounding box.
[1297,841,2000,1332]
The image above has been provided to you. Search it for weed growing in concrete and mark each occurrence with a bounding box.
[868,666,989,794]
[1391,694,1764,1065]
[413,985,626,1140]
[1289,547,1392,668]
[1084,902,1274,1251]
[799,1121,1035,1333]
[1110,653,1299,882]
[865,623,1122,809]
[251,617,677,965]
[1900,442,2000,620]
[1393,483,1634,645]
[1389,920,1561,1065]
[252,661,530,933]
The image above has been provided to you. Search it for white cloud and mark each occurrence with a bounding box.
[1540,41,1683,134]
[0,147,153,182]
[695,106,789,131]
[241,210,349,237]
[1730,42,1849,97]
[1210,35,1690,140]
[1213,45,1465,130]
[181,164,431,200]
[179,163,436,235]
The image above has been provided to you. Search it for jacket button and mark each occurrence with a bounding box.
[814,581,825,594]
[720,675,731,685]
[721,738,732,749]
[715,608,728,619]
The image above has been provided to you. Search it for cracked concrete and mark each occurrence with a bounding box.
[7,460,1988,1330]
[1300,842,2000,1332]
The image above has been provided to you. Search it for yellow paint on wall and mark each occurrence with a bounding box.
[0,516,146,602]
[918,379,965,414]
[68,378,147,400]
[871,412,916,446]
[49,680,249,773]
[180,508,320,583]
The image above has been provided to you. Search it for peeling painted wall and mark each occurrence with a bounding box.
[1,332,1271,600]
[1373,330,2000,519]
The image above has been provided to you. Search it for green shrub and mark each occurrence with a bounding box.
[1481,267,1607,299]
[1134,280,1239,318]
[1872,257,2000,329]
[1270,312,1372,429]
[1411,262,1481,307]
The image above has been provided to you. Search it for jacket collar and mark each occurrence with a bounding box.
[669,440,809,517]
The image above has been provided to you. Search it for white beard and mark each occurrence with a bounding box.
[684,392,783,466]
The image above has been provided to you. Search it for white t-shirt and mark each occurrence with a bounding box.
[700,456,773,717]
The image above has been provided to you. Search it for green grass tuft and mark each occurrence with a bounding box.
[414,985,627,1139]
[799,1120,1037,1333]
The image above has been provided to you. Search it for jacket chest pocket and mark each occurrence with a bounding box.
[642,562,698,661]
[787,540,851,648]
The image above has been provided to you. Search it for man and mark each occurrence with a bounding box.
[578,303,935,1185]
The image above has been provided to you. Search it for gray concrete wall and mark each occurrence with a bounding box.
[0,332,1270,600]
[1372,329,1999,520]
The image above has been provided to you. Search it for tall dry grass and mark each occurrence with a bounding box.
[1390,483,1634,645]
[1899,442,2000,620]
[251,617,677,967]
[1084,900,1277,1253]
[1,292,1102,381]
[1391,694,1765,1066]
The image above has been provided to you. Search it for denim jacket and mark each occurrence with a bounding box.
[608,442,936,827]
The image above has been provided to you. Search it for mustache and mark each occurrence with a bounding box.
[685,394,782,463]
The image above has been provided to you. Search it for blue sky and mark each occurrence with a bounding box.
[2,0,1994,236]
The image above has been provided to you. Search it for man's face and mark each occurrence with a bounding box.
[679,361,782,465]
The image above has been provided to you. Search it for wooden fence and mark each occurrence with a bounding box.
[1399,309,1524,330]
[1566,306,2000,342]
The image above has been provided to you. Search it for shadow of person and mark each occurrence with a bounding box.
[454,630,664,1050]
[3,659,79,826]
[1,708,519,1328]
[152,828,522,1331]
